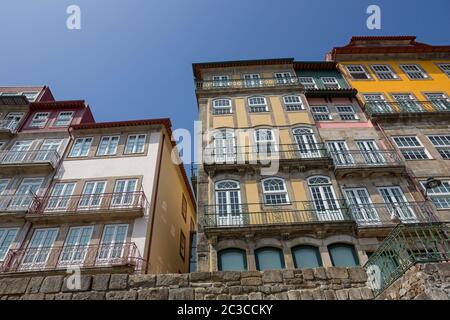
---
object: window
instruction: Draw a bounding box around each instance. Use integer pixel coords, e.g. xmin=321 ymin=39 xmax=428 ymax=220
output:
xmin=262 ymin=178 xmax=289 ymax=205
xmin=60 ymin=226 xmax=93 ymax=265
xmin=212 ymin=130 xmax=236 ymax=163
xmin=428 ymin=135 xmax=450 ymax=159
xmin=0 ymin=228 xmax=19 ymax=261
xmin=392 ymin=94 xmax=423 ymax=112
xmin=0 ymin=141 xmax=6 ymax=150
xmin=255 ymin=247 xmax=285 ymax=271
xmin=336 ymin=106 xmax=358 ymax=120
xmin=212 ymin=99 xmax=232 ymax=115
xmin=218 ymin=249 xmax=247 ymax=271
xmin=181 ymin=194 xmax=187 ymax=221
xmin=328 ymin=243 xmax=359 ymax=267
xmin=299 ymin=77 xmax=317 ymax=89
xmin=421 ymin=181 xmax=450 ymax=209
xmin=308 ymin=176 xmax=342 ymax=221
xmin=79 ymin=181 xmax=106 ymax=208
xmin=125 ymin=134 xmax=146 ymax=154
xmin=20 ymin=91 xmax=39 ymax=102
xmin=97 ymin=136 xmax=119 ymax=156
xmin=54 ymin=111 xmax=74 ymax=126
xmin=370 ymin=64 xmax=398 ymax=80
xmin=215 ymin=180 xmax=242 ymax=226
xmin=248 ymin=97 xmax=268 ymax=112
xmin=293 ymin=127 xmax=320 ymax=158
xmin=112 ymin=179 xmax=138 ymax=207
xmin=212 ymin=75 xmax=230 ymax=87
xmin=283 ymin=95 xmax=303 ymax=111
xmin=292 ymin=245 xmax=322 ymax=269
xmin=46 ymin=183 xmax=75 ymax=210
xmin=9 ymin=178 xmax=43 ymax=210
xmin=4 ymin=112 xmax=24 ymax=131
xmin=179 ymin=230 xmax=186 ymax=261
xmin=30 ymin=112 xmax=50 ymax=128
xmin=363 ymin=94 xmax=392 ymax=113
xmin=393 ymin=136 xmax=430 ymax=160
xmin=400 ymin=64 xmax=429 ymax=80
xmin=344 ymin=65 xmax=371 ymax=80
xmin=321 ymin=77 xmax=340 ymax=89
xmin=274 ymin=72 xmax=293 ymax=85
xmin=22 ymin=228 xmax=59 ymax=269
xmin=254 ymin=129 xmax=277 ymax=154
xmin=69 ymin=137 xmax=93 ymax=157
xmin=326 ymin=141 xmax=354 ymax=165
xmin=311 ymin=106 xmax=331 ymax=121
xmin=378 ymin=186 xmax=417 ymax=222
xmin=344 ymin=187 xmax=379 ymax=225
xmin=243 ymin=74 xmax=262 ymax=88
xmin=356 ymin=140 xmax=385 ymax=165
xmin=424 ymin=93 xmax=450 ymax=111
xmin=36 ymin=139 xmax=62 ymax=162
xmin=437 ymin=63 xmax=450 ymax=77
xmin=98 ymin=224 xmax=128 ymax=262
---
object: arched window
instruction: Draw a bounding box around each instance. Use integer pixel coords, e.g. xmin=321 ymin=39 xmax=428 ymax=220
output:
xmin=308 ymin=176 xmax=343 ymax=221
xmin=328 ymin=243 xmax=360 ymax=267
xmin=214 ymin=180 xmax=242 ymax=226
xmin=262 ymin=178 xmax=289 ymax=205
xmin=283 ymin=95 xmax=303 ymax=111
xmin=213 ymin=130 xmax=236 ymax=163
xmin=292 ymin=127 xmax=320 ymax=158
xmin=292 ymin=245 xmax=322 ymax=269
xmin=218 ymin=248 xmax=247 ymax=271
xmin=254 ymin=129 xmax=277 ymax=154
xmin=212 ymin=99 xmax=232 ymax=115
xmin=248 ymin=96 xmax=268 ymax=113
xmin=255 ymin=247 xmax=285 ymax=271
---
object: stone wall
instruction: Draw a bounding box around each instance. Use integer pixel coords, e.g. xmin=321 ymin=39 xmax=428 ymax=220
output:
xmin=377 ymin=262 xmax=450 ymax=300
xmin=0 ymin=267 xmax=374 ymax=300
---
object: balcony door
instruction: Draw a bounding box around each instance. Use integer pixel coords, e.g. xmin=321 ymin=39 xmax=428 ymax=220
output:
xmin=3 ymin=112 xmax=24 ymax=131
xmin=213 ymin=131 xmax=236 ymax=163
xmin=392 ymin=94 xmax=423 ymax=112
xmin=344 ymin=188 xmax=380 ymax=225
xmin=4 ymin=140 xmax=32 ymax=163
xmin=78 ymin=181 xmax=106 ymax=209
xmin=378 ymin=186 xmax=417 ymax=222
xmin=46 ymin=183 xmax=75 ymax=211
xmin=36 ymin=139 xmax=61 ymax=162
xmin=215 ymin=180 xmax=242 ymax=226
xmin=327 ymin=141 xmax=354 ymax=165
xmin=111 ymin=179 xmax=137 ymax=208
xmin=0 ymin=179 xmax=9 ymax=210
xmin=308 ymin=176 xmax=343 ymax=221
xmin=293 ymin=128 xmax=320 ymax=158
xmin=97 ymin=224 xmax=128 ymax=264
xmin=425 ymin=93 xmax=450 ymax=111
xmin=356 ymin=140 xmax=385 ymax=165
xmin=364 ymin=94 xmax=391 ymax=113
xmin=59 ymin=226 xmax=93 ymax=267
xmin=21 ymin=228 xmax=58 ymax=270
xmin=9 ymin=178 xmax=43 ymax=210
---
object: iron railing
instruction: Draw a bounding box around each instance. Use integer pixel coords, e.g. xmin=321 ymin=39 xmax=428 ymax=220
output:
xmin=195 ymin=76 xmax=301 ymax=90
xmin=203 ymin=143 xmax=330 ymax=165
xmin=364 ymin=222 xmax=449 ymax=296
xmin=0 ymin=150 xmax=60 ymax=167
xmin=203 ymin=200 xmax=352 ymax=228
xmin=0 ymin=242 xmax=144 ymax=273
xmin=0 ymin=119 xmax=18 ymax=133
xmin=329 ymin=150 xmax=404 ymax=169
xmin=29 ymin=191 xmax=149 ymax=215
xmin=0 ymin=194 xmax=36 ymax=212
xmin=348 ymin=202 xmax=437 ymax=227
xmin=365 ymin=100 xmax=450 ymax=116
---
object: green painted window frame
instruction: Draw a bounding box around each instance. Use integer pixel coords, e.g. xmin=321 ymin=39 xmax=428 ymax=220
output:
xmin=218 ymin=248 xmax=247 ymax=271
xmin=255 ymin=247 xmax=285 ymax=271
xmin=291 ymin=245 xmax=323 ymax=269
xmin=328 ymin=243 xmax=360 ymax=267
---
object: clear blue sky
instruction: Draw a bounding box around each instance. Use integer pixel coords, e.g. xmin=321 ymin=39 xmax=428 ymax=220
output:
xmin=1 ymin=0 xmax=449 ymax=135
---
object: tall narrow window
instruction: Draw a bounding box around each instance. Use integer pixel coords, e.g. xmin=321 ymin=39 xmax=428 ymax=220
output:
xmin=428 ymin=135 xmax=450 ymax=159
xmin=370 ymin=64 xmax=398 ymax=80
xmin=46 ymin=182 xmax=75 ymax=210
xmin=392 ymin=136 xmax=430 ymax=160
xmin=54 ymin=111 xmax=74 ymax=126
xmin=255 ymin=247 xmax=285 ymax=271
xmin=336 ymin=106 xmax=358 ymax=120
xmin=98 ymin=224 xmax=128 ymax=262
xmin=69 ymin=137 xmax=93 ymax=157
xmin=30 ymin=112 xmax=50 ymax=128
xmin=59 ymin=226 xmax=93 ymax=266
xmin=79 ymin=181 xmax=106 ymax=209
xmin=214 ymin=180 xmax=242 ymax=227
xmin=179 ymin=230 xmax=186 ymax=261
xmin=378 ymin=186 xmax=417 ymax=222
xmin=9 ymin=178 xmax=43 ymax=210
xmin=308 ymin=176 xmax=342 ymax=221
xmin=400 ymin=64 xmax=429 ymax=80
xmin=181 ymin=194 xmax=187 ymax=221
xmin=262 ymin=178 xmax=289 ymax=205
xmin=0 ymin=228 xmax=18 ymax=261
xmin=112 ymin=179 xmax=138 ymax=207
xmin=22 ymin=228 xmax=59 ymax=270
xmin=125 ymin=134 xmax=146 ymax=154
xmin=299 ymin=77 xmax=318 ymax=89
xmin=212 ymin=130 xmax=236 ymax=163
xmin=36 ymin=139 xmax=62 ymax=162
xmin=321 ymin=77 xmax=340 ymax=89
xmin=311 ymin=106 xmax=331 ymax=121
xmin=254 ymin=129 xmax=277 ymax=155
xmin=243 ymin=74 xmax=262 ymax=88
xmin=248 ymin=97 xmax=268 ymax=112
xmin=356 ymin=140 xmax=385 ymax=164
xmin=327 ymin=141 xmax=354 ymax=165
xmin=97 ymin=136 xmax=119 ymax=156
xmin=344 ymin=65 xmax=371 ymax=80
xmin=283 ymin=95 xmax=303 ymax=111
xmin=328 ymin=243 xmax=359 ymax=267
xmin=218 ymin=249 xmax=247 ymax=271
xmin=212 ymin=99 xmax=232 ymax=115
xmin=344 ymin=188 xmax=379 ymax=225
xmin=293 ymin=127 xmax=319 ymax=158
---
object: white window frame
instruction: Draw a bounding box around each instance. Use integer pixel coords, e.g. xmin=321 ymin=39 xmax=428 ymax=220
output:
xmin=97 ymin=136 xmax=120 ymax=156
xmin=97 ymin=224 xmax=129 ymax=263
xmin=21 ymin=228 xmax=59 ymax=270
xmin=248 ymin=97 xmax=268 ymax=113
xmin=243 ymin=74 xmax=262 ymax=88
xmin=29 ymin=112 xmax=50 ymax=128
xmin=437 ymin=63 xmax=450 ymax=77
xmin=212 ymin=75 xmax=230 ymax=87
xmin=421 ymin=180 xmax=450 ymax=209
xmin=53 ymin=111 xmax=74 ymax=127
xmin=392 ymin=136 xmax=431 ymax=160
xmin=46 ymin=182 xmax=76 ymax=210
xmin=307 ymin=176 xmax=343 ymax=221
xmin=370 ymin=64 xmax=399 ymax=80
xmin=214 ymin=180 xmax=242 ymax=226
xmin=321 ymin=77 xmax=340 ymax=89
xmin=20 ymin=91 xmax=39 ymax=102
xmin=283 ymin=95 xmax=303 ymax=111
xmin=125 ymin=134 xmax=146 ymax=154
xmin=262 ymin=177 xmax=290 ymax=205
xmin=336 ymin=105 xmax=359 ymax=120
xmin=311 ymin=106 xmax=332 ymax=121
xmin=212 ymin=99 xmax=232 ymax=115
xmin=69 ymin=137 xmax=93 ymax=157
xmin=254 ymin=129 xmax=277 ymax=154
xmin=400 ymin=64 xmax=429 ymax=80
xmin=274 ymin=72 xmax=293 ymax=85
xmin=0 ymin=227 xmax=19 ymax=261
xmin=427 ymin=135 xmax=450 ymax=160
xmin=344 ymin=65 xmax=371 ymax=80
xmin=299 ymin=77 xmax=318 ymax=89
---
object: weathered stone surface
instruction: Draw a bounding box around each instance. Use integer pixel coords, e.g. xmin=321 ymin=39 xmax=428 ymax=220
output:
xmin=241 ymin=277 xmax=262 ymax=286
xmin=92 ymin=274 xmax=110 ymax=291
xmin=287 ymin=290 xmax=301 ymax=300
xmin=26 ymin=277 xmax=44 ymax=294
xmin=40 ymin=276 xmax=64 ymax=294
xmin=302 ymin=269 xmax=314 ymax=280
xmin=138 ymin=288 xmax=169 ymax=300
xmin=129 ymin=274 xmax=156 ymax=288
xmin=62 ymin=275 xmax=92 ymax=292
xmin=348 ymin=268 xmax=367 ymax=283
xmin=189 ymin=272 xmax=212 ymax=282
xmin=22 ymin=293 xmax=45 ymax=300
xmin=240 ymin=271 xmax=262 ymax=278
xmin=109 ymin=274 xmax=129 ymax=290
xmin=348 ymin=288 xmax=362 ymax=300
xmin=169 ymin=288 xmax=194 ymax=300
xmin=336 ymin=289 xmax=349 ymax=300
xmin=324 ymin=289 xmax=336 ymax=300
xmin=248 ymin=292 xmax=263 ymax=300
xmin=232 ymin=294 xmax=248 ymax=300
xmin=326 ymin=267 xmax=349 ymax=279
xmin=299 ymin=290 xmax=313 ymax=300
xmin=360 ymin=287 xmax=374 ymax=300
xmin=313 ymin=267 xmax=327 ymax=280
xmin=282 ymin=270 xmax=294 ymax=279
xmin=262 ymin=270 xmax=283 ymax=283
xmin=211 ymin=271 xmax=240 ymax=282
xmin=72 ymin=291 xmax=105 ymax=300
xmin=106 ymin=290 xmax=137 ymax=300
xmin=1 ymin=277 xmax=30 ymax=295
xmin=54 ymin=293 xmax=73 ymax=300
xmin=156 ymin=274 xmax=189 ymax=287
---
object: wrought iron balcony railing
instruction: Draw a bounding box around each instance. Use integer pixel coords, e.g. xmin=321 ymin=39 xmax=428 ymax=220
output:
xmin=203 ymin=143 xmax=330 ymax=165
xmin=364 ymin=222 xmax=449 ymax=296
xmin=29 ymin=191 xmax=149 ymax=216
xmin=0 ymin=150 xmax=60 ymax=167
xmin=0 ymin=194 xmax=36 ymax=212
xmin=0 ymin=242 xmax=144 ymax=273
xmin=329 ymin=150 xmax=404 ymax=169
xmin=195 ymin=76 xmax=301 ymax=91
xmin=348 ymin=202 xmax=437 ymax=227
xmin=365 ymin=100 xmax=450 ymax=117
xmin=0 ymin=119 xmax=19 ymax=133
xmin=203 ymin=200 xmax=352 ymax=228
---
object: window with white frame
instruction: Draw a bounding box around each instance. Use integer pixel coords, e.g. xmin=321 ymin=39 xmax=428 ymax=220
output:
xmin=262 ymin=178 xmax=289 ymax=205
xmin=311 ymin=106 xmax=332 ymax=121
xmin=421 ymin=180 xmax=450 ymax=209
xmin=336 ymin=106 xmax=358 ymax=120
xmin=248 ymin=97 xmax=268 ymax=113
xmin=299 ymin=77 xmax=318 ymax=89
xmin=20 ymin=91 xmax=39 ymax=102
xmin=392 ymin=136 xmax=430 ymax=160
xmin=283 ymin=95 xmax=303 ymax=111
xmin=437 ymin=63 xmax=450 ymax=77
xmin=424 ymin=93 xmax=450 ymax=111
xmin=69 ymin=137 xmax=93 ymax=157
xmin=274 ymin=72 xmax=293 ymax=85
xmin=0 ymin=228 xmax=19 ymax=261
xmin=212 ymin=75 xmax=230 ymax=87
xmin=53 ymin=111 xmax=74 ymax=126
xmin=321 ymin=77 xmax=340 ymax=89
xmin=400 ymin=64 xmax=429 ymax=80
xmin=30 ymin=112 xmax=50 ymax=128
xmin=254 ymin=129 xmax=277 ymax=154
xmin=97 ymin=136 xmax=120 ymax=156
xmin=428 ymin=135 xmax=450 ymax=159
xmin=243 ymin=74 xmax=262 ymax=88
xmin=344 ymin=65 xmax=371 ymax=80
xmin=370 ymin=64 xmax=398 ymax=80
xmin=125 ymin=134 xmax=146 ymax=154
xmin=212 ymin=99 xmax=232 ymax=115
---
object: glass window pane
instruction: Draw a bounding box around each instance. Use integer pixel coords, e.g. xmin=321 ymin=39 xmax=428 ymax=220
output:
xmin=292 ymin=246 xmax=322 ymax=269
xmin=218 ymin=249 xmax=247 ymax=271
xmin=328 ymin=244 xmax=359 ymax=267
xmin=256 ymin=247 xmax=285 ymax=270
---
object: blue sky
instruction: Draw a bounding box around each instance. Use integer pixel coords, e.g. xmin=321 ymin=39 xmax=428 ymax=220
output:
xmin=1 ymin=0 xmax=449 ymax=136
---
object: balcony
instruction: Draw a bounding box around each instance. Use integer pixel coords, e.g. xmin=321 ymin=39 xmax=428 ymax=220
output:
xmin=0 ymin=150 xmax=60 ymax=174
xmin=329 ymin=150 xmax=405 ymax=178
xmin=0 ymin=194 xmax=34 ymax=220
xmin=28 ymin=191 xmax=149 ymax=223
xmin=195 ymin=76 xmax=301 ymax=92
xmin=364 ymin=100 xmax=450 ymax=120
xmin=0 ymin=119 xmax=19 ymax=136
xmin=0 ymin=242 xmax=144 ymax=274
xmin=203 ymin=143 xmax=331 ymax=174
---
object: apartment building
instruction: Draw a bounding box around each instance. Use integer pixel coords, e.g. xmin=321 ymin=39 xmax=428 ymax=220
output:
xmin=329 ymin=36 xmax=450 ymax=222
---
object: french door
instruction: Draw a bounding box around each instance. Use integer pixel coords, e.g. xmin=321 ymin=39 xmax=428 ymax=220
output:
xmin=97 ymin=225 xmax=128 ymax=264
xmin=215 ymin=182 xmax=242 ymax=226
xmin=392 ymin=94 xmax=423 ymax=112
xmin=425 ymin=93 xmax=450 ymax=111
xmin=293 ymin=128 xmax=320 ymax=158
xmin=244 ymin=74 xmax=262 ymax=88
xmin=344 ymin=188 xmax=380 ymax=225
xmin=378 ymin=186 xmax=417 ymax=222
xmin=59 ymin=226 xmax=93 ymax=266
xmin=356 ymin=140 xmax=385 ymax=165
xmin=364 ymin=94 xmax=392 ymax=113
xmin=78 ymin=181 xmax=106 ymax=209
xmin=327 ymin=141 xmax=354 ymax=165
xmin=35 ymin=139 xmax=61 ymax=162
xmin=46 ymin=183 xmax=75 ymax=210
xmin=9 ymin=178 xmax=43 ymax=210
xmin=21 ymin=228 xmax=58 ymax=270
xmin=4 ymin=140 xmax=32 ymax=163
xmin=213 ymin=132 xmax=236 ymax=163
xmin=111 ymin=179 xmax=137 ymax=207
xmin=309 ymin=184 xmax=343 ymax=221
xmin=4 ymin=112 xmax=24 ymax=131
